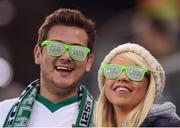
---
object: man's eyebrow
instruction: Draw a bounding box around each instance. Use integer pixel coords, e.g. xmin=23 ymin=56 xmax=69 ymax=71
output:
xmin=52 ymin=39 xmax=65 ymax=43
xmin=52 ymin=39 xmax=86 ymax=47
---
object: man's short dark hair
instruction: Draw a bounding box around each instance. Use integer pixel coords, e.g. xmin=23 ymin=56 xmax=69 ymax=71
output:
xmin=37 ymin=8 xmax=96 ymax=53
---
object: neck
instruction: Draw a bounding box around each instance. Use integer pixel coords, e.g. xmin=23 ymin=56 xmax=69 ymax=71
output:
xmin=39 ymin=82 xmax=78 ymax=104
xmin=113 ymin=105 xmax=132 ymax=125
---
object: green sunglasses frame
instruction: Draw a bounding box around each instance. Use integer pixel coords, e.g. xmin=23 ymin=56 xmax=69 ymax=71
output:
xmin=41 ymin=40 xmax=90 ymax=61
xmin=103 ymin=64 xmax=150 ymax=82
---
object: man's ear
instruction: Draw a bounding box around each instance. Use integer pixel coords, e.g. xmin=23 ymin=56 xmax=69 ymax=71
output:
xmin=34 ymin=45 xmax=41 ymax=65
xmin=86 ymin=54 xmax=94 ymax=72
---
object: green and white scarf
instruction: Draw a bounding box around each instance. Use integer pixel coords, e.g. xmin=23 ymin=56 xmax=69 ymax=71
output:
xmin=3 ymin=79 xmax=95 ymax=127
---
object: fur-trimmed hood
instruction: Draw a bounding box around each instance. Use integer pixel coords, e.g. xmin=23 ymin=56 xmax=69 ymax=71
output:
xmin=148 ymin=102 xmax=179 ymax=119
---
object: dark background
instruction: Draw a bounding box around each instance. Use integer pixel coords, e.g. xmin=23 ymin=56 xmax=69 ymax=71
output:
xmin=0 ymin=0 xmax=180 ymax=115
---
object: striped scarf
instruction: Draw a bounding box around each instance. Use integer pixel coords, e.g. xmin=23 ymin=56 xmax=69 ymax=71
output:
xmin=3 ymin=79 xmax=95 ymax=127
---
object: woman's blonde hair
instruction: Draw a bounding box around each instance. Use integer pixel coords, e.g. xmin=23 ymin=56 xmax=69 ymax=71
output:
xmin=95 ymin=52 xmax=156 ymax=127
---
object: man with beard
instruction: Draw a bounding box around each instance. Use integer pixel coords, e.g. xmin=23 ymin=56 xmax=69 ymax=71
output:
xmin=0 ymin=8 xmax=96 ymax=127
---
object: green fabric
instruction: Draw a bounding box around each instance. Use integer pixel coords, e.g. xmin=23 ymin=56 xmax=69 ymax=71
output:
xmin=75 ymin=86 xmax=95 ymax=127
xmin=36 ymin=94 xmax=78 ymax=112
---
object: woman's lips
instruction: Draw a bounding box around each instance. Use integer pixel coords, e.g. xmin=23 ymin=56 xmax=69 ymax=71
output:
xmin=113 ymin=86 xmax=133 ymax=94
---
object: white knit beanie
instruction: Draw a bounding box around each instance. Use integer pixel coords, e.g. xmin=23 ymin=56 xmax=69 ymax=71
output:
xmin=98 ymin=43 xmax=165 ymax=102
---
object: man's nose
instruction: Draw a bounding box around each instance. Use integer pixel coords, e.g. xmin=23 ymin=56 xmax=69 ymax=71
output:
xmin=59 ymin=50 xmax=72 ymax=62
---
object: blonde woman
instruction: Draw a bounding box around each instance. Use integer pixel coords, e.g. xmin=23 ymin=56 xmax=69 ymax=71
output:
xmin=96 ymin=43 xmax=180 ymax=127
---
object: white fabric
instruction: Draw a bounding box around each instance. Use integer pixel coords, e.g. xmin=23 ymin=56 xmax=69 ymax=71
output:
xmin=0 ymin=98 xmax=79 ymax=127
xmin=0 ymin=98 xmax=17 ymax=126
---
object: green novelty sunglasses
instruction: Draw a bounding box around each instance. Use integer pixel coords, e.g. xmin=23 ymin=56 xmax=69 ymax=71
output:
xmin=103 ymin=64 xmax=150 ymax=82
xmin=41 ymin=40 xmax=90 ymax=61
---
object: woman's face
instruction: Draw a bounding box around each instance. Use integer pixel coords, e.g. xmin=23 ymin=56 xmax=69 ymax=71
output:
xmin=104 ymin=54 xmax=149 ymax=111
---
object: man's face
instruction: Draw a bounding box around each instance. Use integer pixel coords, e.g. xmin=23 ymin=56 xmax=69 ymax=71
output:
xmin=34 ymin=25 xmax=94 ymax=97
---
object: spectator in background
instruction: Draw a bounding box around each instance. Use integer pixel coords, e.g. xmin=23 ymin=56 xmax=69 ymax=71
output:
xmin=0 ymin=8 xmax=96 ymax=127
xmin=95 ymin=43 xmax=180 ymax=127
xmin=131 ymin=0 xmax=180 ymax=57
xmin=131 ymin=14 xmax=177 ymax=57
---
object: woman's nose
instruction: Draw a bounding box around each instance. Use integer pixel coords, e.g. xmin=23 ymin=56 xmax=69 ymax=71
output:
xmin=117 ymin=71 xmax=129 ymax=82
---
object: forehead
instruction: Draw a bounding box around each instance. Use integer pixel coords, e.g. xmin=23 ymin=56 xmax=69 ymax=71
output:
xmin=110 ymin=54 xmax=136 ymax=66
xmin=47 ymin=25 xmax=88 ymax=47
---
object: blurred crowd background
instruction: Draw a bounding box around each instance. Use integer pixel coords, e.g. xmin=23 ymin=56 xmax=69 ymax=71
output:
xmin=0 ymin=0 xmax=180 ymax=114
